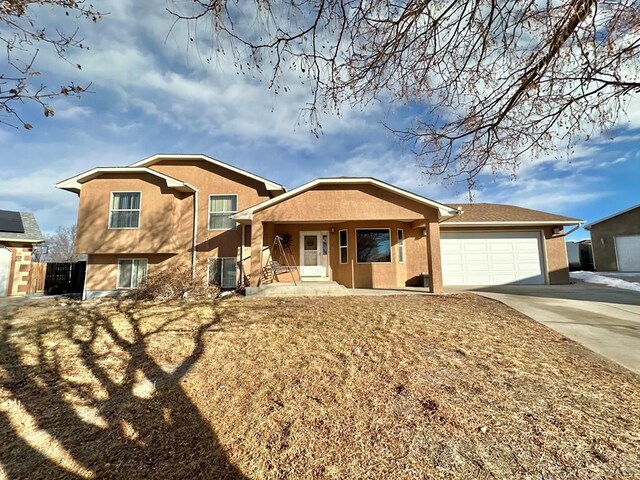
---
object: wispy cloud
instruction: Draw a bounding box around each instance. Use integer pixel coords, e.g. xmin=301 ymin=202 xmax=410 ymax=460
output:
xmin=1 ymin=0 xmax=638 ymax=240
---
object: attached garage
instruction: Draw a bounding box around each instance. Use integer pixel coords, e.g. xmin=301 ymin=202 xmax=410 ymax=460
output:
xmin=614 ymin=235 xmax=640 ymax=271
xmin=441 ymin=231 xmax=545 ymax=285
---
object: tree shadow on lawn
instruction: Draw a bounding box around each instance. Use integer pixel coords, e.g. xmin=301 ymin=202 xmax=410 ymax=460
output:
xmin=0 ymin=300 xmax=247 ymax=479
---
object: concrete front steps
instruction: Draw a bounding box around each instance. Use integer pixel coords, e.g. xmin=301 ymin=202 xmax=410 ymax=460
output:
xmin=245 ymin=281 xmax=350 ymax=297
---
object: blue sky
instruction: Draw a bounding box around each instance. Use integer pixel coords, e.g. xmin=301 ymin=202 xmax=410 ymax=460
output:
xmin=1 ymin=1 xmax=638 ymax=239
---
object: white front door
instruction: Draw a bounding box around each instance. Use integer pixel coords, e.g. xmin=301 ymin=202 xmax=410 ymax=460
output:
xmin=0 ymin=248 xmax=11 ymax=296
xmin=300 ymin=231 xmax=329 ymax=278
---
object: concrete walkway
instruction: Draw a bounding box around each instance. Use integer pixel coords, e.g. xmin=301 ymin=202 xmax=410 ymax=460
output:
xmin=458 ymin=282 xmax=640 ymax=374
xmin=0 ymin=294 xmax=54 ymax=313
xmin=246 ymin=282 xmax=435 ymax=297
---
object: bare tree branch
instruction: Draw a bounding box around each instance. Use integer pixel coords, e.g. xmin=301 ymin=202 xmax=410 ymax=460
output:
xmin=169 ymin=0 xmax=640 ymax=185
xmin=44 ymin=224 xmax=80 ymax=262
xmin=0 ymin=0 xmax=101 ymax=129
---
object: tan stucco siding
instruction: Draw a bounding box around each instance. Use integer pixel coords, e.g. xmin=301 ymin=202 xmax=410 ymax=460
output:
xmin=75 ymin=173 xmax=193 ymax=255
xmin=269 ymin=221 xmax=428 ymax=288
xmin=84 ymin=253 xmax=188 ymax=292
xmin=249 ymin=184 xmax=443 ymax=290
xmin=150 ymin=159 xmax=272 ymax=269
xmin=589 ymin=208 xmax=640 ymax=271
xmin=543 ymin=226 xmax=571 ymax=284
xmin=439 ymin=226 xmax=570 ymax=285
xmin=77 ymin=161 xmax=277 ymax=293
xmin=256 ymin=184 xmax=439 ymax=223
xmin=0 ymin=242 xmax=34 ymax=296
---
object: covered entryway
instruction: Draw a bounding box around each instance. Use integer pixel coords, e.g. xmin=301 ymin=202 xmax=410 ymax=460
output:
xmin=237 ymin=178 xmax=454 ymax=293
xmin=0 ymin=247 xmax=11 ymax=296
xmin=614 ymin=235 xmax=640 ymax=271
xmin=441 ymin=231 xmax=545 ymax=285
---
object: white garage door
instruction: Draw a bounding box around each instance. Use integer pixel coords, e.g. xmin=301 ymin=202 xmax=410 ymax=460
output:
xmin=615 ymin=235 xmax=640 ymax=272
xmin=441 ymin=231 xmax=545 ymax=285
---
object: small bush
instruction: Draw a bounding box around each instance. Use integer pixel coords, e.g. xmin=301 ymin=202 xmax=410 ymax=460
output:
xmin=134 ymin=264 xmax=220 ymax=302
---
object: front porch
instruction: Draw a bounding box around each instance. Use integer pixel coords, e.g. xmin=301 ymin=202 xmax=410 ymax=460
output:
xmin=233 ymin=178 xmax=451 ymax=294
xmin=240 ymin=218 xmax=444 ymax=293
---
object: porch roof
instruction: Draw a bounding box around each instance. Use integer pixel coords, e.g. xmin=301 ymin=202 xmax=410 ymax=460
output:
xmin=233 ymin=177 xmax=458 ymax=222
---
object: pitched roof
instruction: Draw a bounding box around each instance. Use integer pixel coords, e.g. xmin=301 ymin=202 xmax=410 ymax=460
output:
xmin=55 ymin=167 xmax=198 ymax=194
xmin=233 ymin=177 xmax=458 ymax=220
xmin=0 ymin=211 xmax=44 ymax=243
xmin=583 ymin=204 xmax=640 ymax=230
xmin=129 ymin=154 xmax=286 ymax=193
xmin=441 ymin=203 xmax=582 ymax=226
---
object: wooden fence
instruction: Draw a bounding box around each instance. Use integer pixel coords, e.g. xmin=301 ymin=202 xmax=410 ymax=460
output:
xmin=27 ymin=262 xmax=47 ymax=294
xmin=43 ymin=261 xmax=87 ymax=294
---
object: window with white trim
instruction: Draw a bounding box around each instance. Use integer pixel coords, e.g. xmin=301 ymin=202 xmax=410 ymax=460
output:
xmin=208 ymin=258 xmax=237 ymax=289
xmin=356 ymin=229 xmax=391 ymax=263
xmin=398 ymin=229 xmax=405 ymax=263
xmin=339 ymin=230 xmax=348 ymax=264
xmin=110 ymin=192 xmax=140 ymax=229
xmin=208 ymin=195 xmax=237 ymax=230
xmin=117 ymin=259 xmax=147 ymax=289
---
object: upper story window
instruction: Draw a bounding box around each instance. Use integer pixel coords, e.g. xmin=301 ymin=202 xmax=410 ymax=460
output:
xmin=209 ymin=195 xmax=237 ymax=230
xmin=110 ymin=192 xmax=141 ymax=229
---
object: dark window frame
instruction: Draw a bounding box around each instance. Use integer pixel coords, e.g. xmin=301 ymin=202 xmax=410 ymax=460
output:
xmin=355 ymin=228 xmax=392 ymax=264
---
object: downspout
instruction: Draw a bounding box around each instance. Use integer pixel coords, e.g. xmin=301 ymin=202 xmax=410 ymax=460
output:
xmin=192 ymin=190 xmax=198 ymax=281
xmin=240 ymin=223 xmax=245 ymax=289
xmin=556 ymin=223 xmax=582 ymax=237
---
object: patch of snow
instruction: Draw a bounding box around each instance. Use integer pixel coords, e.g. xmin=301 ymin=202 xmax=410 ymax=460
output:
xmin=570 ymin=271 xmax=640 ymax=293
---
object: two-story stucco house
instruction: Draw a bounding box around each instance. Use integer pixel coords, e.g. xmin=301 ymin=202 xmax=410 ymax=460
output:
xmin=56 ymin=154 xmax=582 ymax=299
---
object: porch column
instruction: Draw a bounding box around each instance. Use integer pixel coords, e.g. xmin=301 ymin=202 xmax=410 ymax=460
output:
xmin=426 ymin=219 xmax=443 ymax=294
xmin=249 ymin=217 xmax=264 ymax=287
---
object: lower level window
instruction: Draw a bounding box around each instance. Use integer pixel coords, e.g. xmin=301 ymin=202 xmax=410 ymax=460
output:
xmin=117 ymin=259 xmax=147 ymax=288
xmin=209 ymin=257 xmax=237 ymax=289
xmin=356 ymin=229 xmax=391 ymax=263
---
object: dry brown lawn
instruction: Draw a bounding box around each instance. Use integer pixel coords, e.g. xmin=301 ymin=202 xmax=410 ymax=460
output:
xmin=0 ymin=294 xmax=638 ymax=479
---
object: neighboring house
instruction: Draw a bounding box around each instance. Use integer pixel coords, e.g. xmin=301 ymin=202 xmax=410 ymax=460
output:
xmin=0 ymin=210 xmax=45 ymax=297
xmin=584 ymin=205 xmax=640 ymax=272
xmin=56 ymin=154 xmax=581 ymax=298
xmin=566 ymin=240 xmax=594 ymax=271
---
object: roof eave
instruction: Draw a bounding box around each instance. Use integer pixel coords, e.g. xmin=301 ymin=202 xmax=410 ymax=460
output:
xmin=131 ymin=154 xmax=286 ymax=193
xmin=583 ymin=204 xmax=640 ymax=230
xmin=0 ymin=237 xmax=45 ymax=243
xmin=55 ymin=183 xmax=81 ymax=194
xmin=54 ymin=168 xmax=198 ymax=193
xmin=441 ymin=220 xmax=583 ymax=227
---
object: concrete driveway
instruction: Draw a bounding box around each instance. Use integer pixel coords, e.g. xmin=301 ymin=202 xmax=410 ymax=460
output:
xmin=456 ymin=282 xmax=640 ymax=374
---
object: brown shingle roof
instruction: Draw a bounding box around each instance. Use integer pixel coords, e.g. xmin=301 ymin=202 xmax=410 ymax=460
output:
xmin=443 ymin=203 xmax=582 ymax=224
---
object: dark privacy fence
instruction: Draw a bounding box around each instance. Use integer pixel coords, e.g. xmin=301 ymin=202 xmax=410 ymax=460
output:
xmin=44 ymin=261 xmax=86 ymax=294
